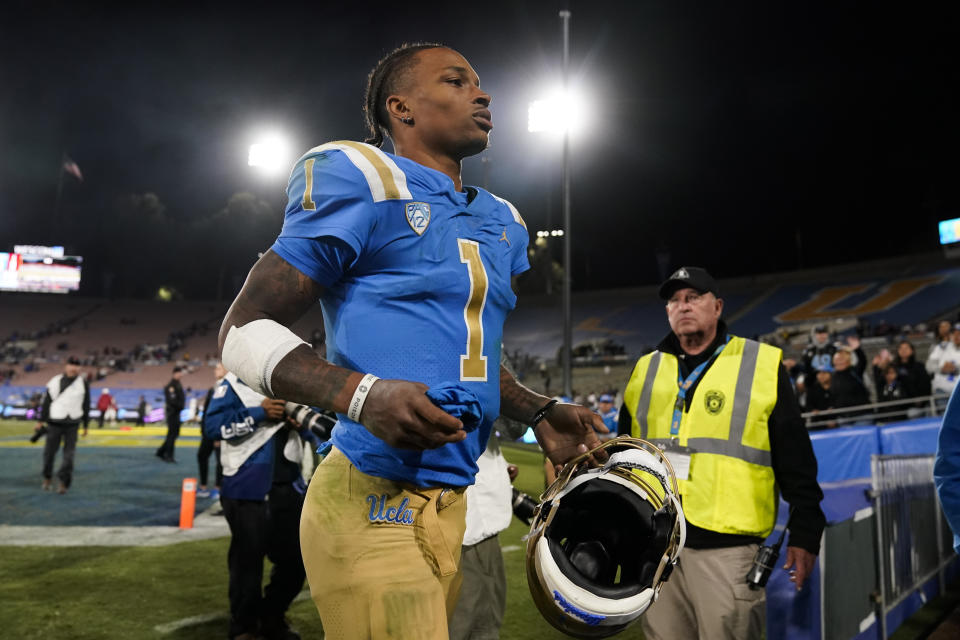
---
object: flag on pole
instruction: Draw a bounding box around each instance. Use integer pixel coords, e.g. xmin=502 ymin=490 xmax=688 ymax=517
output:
xmin=62 ymin=155 xmax=83 ymax=182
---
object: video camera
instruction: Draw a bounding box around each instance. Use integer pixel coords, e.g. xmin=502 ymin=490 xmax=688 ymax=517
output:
xmin=511 ymin=487 xmax=538 ymax=525
xmin=284 ymin=402 xmax=337 ymax=441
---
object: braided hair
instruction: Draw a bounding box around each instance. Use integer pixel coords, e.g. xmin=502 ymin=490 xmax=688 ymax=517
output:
xmin=363 ymin=42 xmax=444 ymax=147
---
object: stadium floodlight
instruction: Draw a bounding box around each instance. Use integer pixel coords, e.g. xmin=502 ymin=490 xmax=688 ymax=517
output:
xmin=527 ymin=91 xmax=588 ymax=134
xmin=248 ymin=135 xmax=290 ymax=175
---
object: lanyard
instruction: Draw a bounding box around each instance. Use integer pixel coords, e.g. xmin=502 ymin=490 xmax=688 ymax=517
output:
xmin=670 ymin=336 xmax=730 ymax=437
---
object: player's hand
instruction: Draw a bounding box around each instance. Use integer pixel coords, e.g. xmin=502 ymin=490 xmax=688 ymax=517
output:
xmin=783 ymin=546 xmax=816 ymax=591
xmin=507 ymin=464 xmax=519 ymax=482
xmin=360 ymin=379 xmax=465 ymax=450
xmin=261 ymin=398 xmax=286 ymax=421
xmin=535 ymin=403 xmax=608 ymax=470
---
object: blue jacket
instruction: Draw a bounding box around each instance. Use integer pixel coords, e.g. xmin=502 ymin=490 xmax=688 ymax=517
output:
xmin=203 ymin=373 xmax=306 ymax=500
xmin=934 ymin=384 xmax=960 ymax=552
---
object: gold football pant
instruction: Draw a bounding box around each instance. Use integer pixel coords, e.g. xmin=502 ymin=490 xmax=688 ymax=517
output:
xmin=300 ymin=447 xmax=467 ymax=639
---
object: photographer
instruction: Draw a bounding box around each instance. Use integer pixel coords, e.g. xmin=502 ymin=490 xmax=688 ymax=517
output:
xmin=203 ymin=372 xmax=312 ymax=640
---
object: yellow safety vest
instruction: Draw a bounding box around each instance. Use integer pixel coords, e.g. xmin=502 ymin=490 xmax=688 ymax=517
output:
xmin=623 ymin=336 xmax=781 ymax=537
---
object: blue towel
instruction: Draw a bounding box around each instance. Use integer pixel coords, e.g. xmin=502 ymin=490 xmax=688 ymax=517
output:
xmin=425 ymin=382 xmax=484 ymax=433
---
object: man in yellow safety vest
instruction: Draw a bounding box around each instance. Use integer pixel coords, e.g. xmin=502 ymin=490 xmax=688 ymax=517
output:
xmin=620 ymin=267 xmax=825 ymax=640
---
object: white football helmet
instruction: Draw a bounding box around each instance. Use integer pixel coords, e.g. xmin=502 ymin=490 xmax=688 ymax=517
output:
xmin=525 ymin=437 xmax=686 ymax=638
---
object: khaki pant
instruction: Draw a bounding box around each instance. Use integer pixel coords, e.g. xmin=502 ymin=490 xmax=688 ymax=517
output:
xmin=300 ymin=447 xmax=467 ymax=640
xmin=448 ymin=534 xmax=507 ymax=640
xmin=641 ymin=544 xmax=765 ymax=640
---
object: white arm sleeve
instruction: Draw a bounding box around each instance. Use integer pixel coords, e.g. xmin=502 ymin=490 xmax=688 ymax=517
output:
xmin=221 ymin=319 xmax=309 ymax=397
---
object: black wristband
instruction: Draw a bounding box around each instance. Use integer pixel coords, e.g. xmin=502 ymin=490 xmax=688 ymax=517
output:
xmin=531 ymin=399 xmax=558 ymax=427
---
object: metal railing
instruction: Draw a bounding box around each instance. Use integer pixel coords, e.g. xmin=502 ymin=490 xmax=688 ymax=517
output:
xmin=869 ymin=454 xmax=955 ymax=639
xmin=802 ymin=394 xmax=950 ymax=429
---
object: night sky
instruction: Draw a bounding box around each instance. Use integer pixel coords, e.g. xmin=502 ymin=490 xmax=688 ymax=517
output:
xmin=2 ymin=1 xmax=959 ymax=299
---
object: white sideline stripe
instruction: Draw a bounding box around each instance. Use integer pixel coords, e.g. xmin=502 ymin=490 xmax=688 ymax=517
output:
xmin=153 ymin=612 xmax=226 ymax=634
xmin=0 ymin=506 xmax=229 ymax=547
xmin=154 ymin=590 xmax=311 ymax=634
xmin=501 ymin=544 xmax=522 ymax=553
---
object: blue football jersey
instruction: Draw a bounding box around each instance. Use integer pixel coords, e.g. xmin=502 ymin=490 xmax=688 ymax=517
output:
xmin=270 ymin=141 xmax=530 ymax=487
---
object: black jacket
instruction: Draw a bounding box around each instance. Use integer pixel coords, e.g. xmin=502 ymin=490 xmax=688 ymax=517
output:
xmin=824 ymin=369 xmax=870 ymax=410
xmin=164 ymin=378 xmax=185 ymax=411
xmin=894 ymin=356 xmax=932 ymax=399
xmin=618 ymin=321 xmax=826 ymax=553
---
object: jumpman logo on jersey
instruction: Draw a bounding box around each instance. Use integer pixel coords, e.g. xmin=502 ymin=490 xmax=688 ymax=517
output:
xmin=499 ymin=227 xmax=510 ymax=246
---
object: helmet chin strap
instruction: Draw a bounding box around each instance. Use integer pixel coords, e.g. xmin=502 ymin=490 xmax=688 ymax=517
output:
xmin=650 ymin=492 xmax=687 ymax=599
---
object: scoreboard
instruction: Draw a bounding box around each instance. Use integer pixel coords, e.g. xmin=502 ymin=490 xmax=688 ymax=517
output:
xmin=0 ymin=245 xmax=82 ymax=294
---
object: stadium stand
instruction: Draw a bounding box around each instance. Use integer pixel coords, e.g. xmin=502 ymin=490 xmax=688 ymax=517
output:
xmin=3 ymin=254 xmax=960 ymax=640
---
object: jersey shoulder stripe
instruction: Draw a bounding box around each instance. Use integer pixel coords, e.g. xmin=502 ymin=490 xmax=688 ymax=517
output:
xmin=302 ymin=140 xmax=412 ymax=202
xmin=491 ymin=194 xmax=526 ymax=228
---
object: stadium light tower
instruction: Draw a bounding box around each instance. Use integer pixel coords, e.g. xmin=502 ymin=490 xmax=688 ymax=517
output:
xmin=528 ymin=9 xmax=576 ymax=399
xmin=247 ymin=135 xmax=291 ymax=176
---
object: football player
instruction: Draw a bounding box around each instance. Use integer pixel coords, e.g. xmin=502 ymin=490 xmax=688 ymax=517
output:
xmin=218 ymin=43 xmax=607 ymax=639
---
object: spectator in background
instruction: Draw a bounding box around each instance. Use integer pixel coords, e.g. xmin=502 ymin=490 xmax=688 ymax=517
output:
xmin=155 ymin=366 xmax=185 ymax=463
xmin=596 ymin=394 xmax=618 ymax=439
xmin=894 ymin=340 xmax=933 ymax=400
xmin=928 ymin=326 xmax=960 ymax=396
xmin=96 ymin=388 xmax=113 ymax=428
xmin=783 ymin=357 xmax=802 ymax=384
xmin=801 ymin=325 xmax=836 ymax=387
xmin=806 ymin=364 xmax=837 ymax=427
xmin=872 ymin=348 xmax=895 ymax=399
xmin=877 ymin=364 xmax=909 ymax=423
xmin=927 ymin=321 xmax=953 ymax=376
xmin=829 ymin=347 xmax=870 ymax=423
xmin=39 ymin=356 xmax=89 ymax=494
xmin=935 ymin=320 xmax=953 ymax=346
xmin=136 ymin=395 xmax=147 ymax=426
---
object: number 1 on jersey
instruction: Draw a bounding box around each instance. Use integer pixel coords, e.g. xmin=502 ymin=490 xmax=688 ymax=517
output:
xmin=458 ymin=239 xmax=488 ymax=381
xmin=302 ymin=158 xmax=317 ymax=211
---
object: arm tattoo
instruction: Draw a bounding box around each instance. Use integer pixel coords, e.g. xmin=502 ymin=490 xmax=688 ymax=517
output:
xmin=271 ymin=345 xmax=362 ymax=413
xmin=218 ymin=249 xmax=363 ymax=413
xmin=500 ymin=364 xmax=550 ymax=424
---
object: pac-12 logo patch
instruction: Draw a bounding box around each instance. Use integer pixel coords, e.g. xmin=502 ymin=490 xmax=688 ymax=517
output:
xmin=704 ymin=390 xmax=725 ymax=415
xmin=405 ymin=202 xmax=431 ymax=236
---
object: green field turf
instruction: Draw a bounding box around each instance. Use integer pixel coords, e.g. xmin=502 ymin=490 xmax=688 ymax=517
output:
xmin=3 ymin=415 xmax=955 ymax=639
xmin=0 ymin=420 xmax=645 ymax=639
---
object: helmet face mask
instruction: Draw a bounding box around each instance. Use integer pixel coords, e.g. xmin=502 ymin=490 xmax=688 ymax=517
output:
xmin=525 ymin=437 xmax=686 ymax=638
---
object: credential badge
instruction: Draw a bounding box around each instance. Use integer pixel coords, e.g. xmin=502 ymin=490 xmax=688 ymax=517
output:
xmin=405 ymin=202 xmax=431 ymax=236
